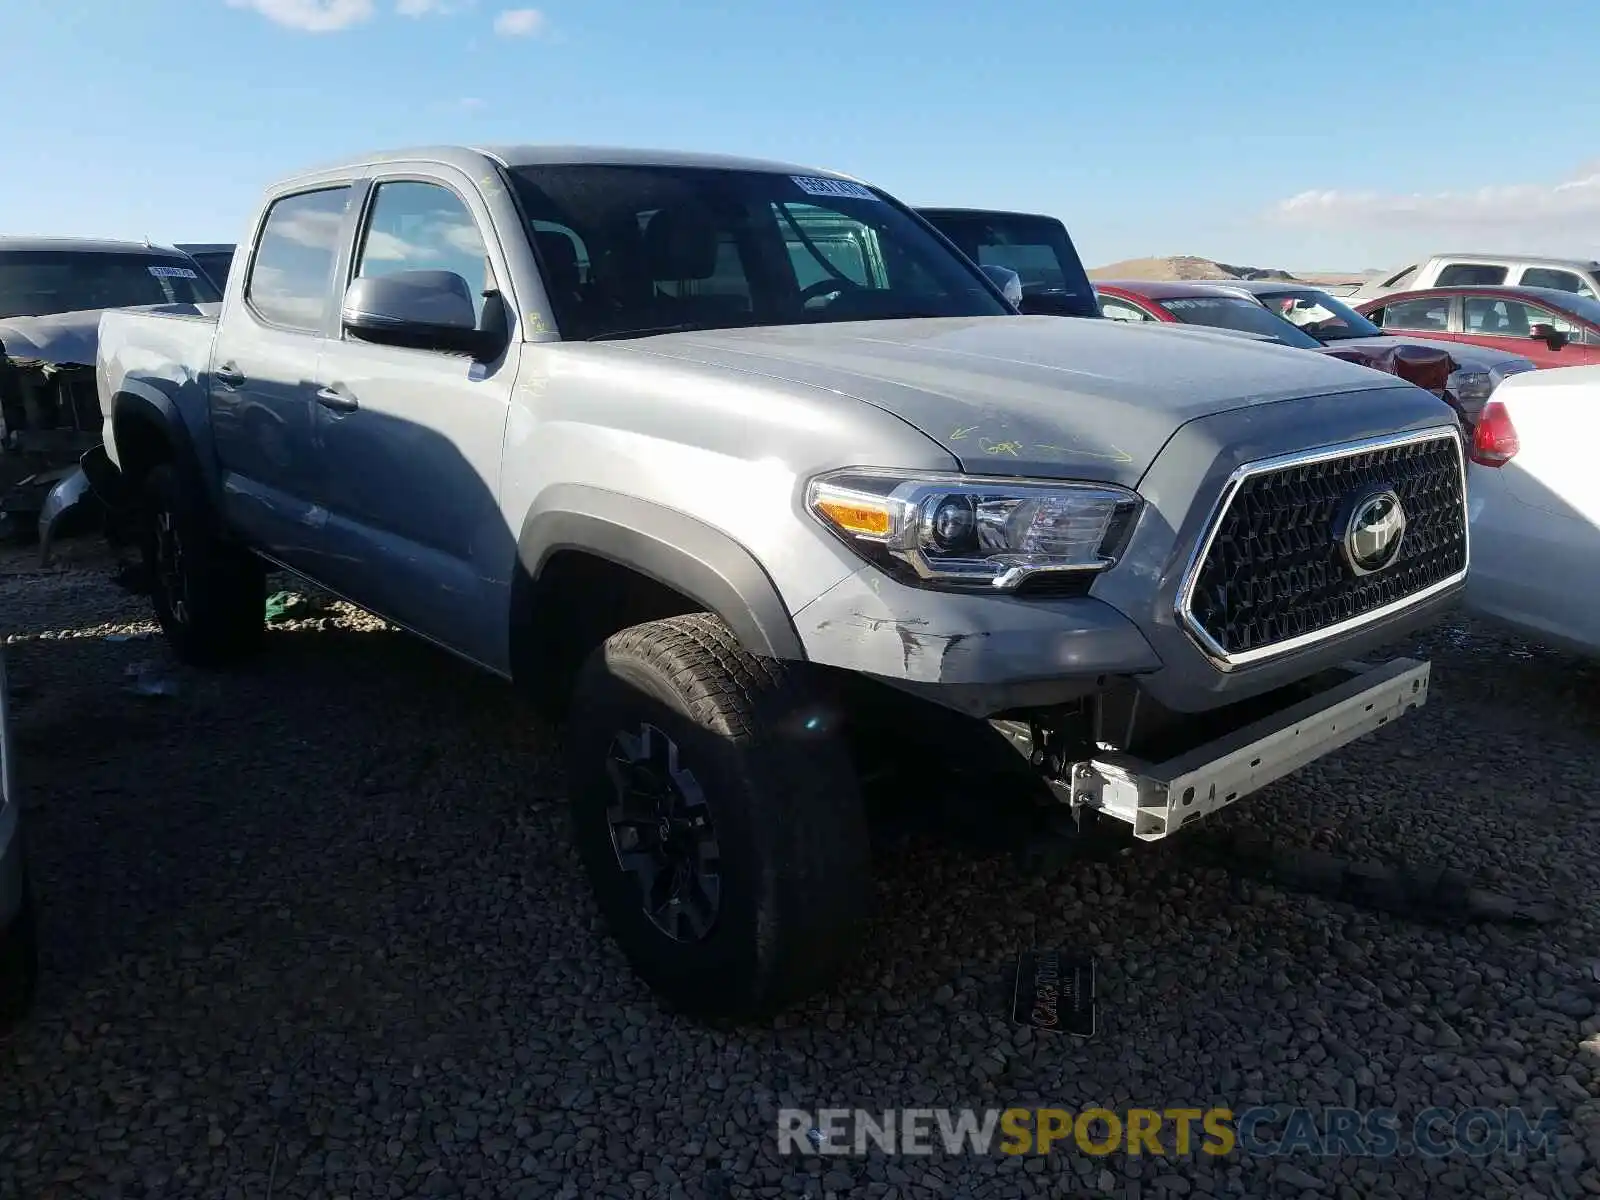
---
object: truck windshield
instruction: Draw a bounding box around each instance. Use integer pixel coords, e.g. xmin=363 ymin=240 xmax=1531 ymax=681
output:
xmin=0 ymin=250 xmax=223 ymax=319
xmin=1157 ymin=296 xmax=1323 ymax=348
xmin=917 ymin=211 xmax=1099 ymax=319
xmin=1253 ymin=288 xmax=1384 ymax=343
xmin=505 ymin=164 xmax=1011 ymax=339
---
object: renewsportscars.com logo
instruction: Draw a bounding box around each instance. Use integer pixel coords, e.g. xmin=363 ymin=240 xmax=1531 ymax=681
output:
xmin=776 ymin=1107 xmax=1564 ymax=1159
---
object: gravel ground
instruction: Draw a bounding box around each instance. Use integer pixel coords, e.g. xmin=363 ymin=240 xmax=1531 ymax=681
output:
xmin=2 ymin=539 xmax=1600 ymax=1199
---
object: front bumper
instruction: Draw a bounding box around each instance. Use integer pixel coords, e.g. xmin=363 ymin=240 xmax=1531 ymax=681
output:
xmin=1063 ymin=657 xmax=1429 ymax=840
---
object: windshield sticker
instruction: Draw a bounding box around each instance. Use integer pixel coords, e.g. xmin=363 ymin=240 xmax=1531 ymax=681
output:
xmin=791 ymin=176 xmax=880 ymax=202
xmin=148 ymin=265 xmax=199 ymax=279
xmin=1162 ymin=298 xmax=1234 ymax=310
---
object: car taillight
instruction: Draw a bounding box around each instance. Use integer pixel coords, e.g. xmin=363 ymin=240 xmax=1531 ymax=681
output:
xmin=1469 ymin=399 xmax=1519 ymax=467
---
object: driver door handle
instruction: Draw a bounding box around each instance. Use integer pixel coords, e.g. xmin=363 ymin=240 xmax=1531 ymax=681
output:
xmin=315 ymin=386 xmax=359 ymax=414
xmin=214 ymin=363 xmax=245 ymax=388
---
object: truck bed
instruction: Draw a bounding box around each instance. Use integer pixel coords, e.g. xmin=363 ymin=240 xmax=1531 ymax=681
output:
xmin=96 ymin=304 xmax=221 ymax=473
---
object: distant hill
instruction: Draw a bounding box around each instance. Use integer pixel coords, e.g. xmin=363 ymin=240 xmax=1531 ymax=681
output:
xmin=1088 ymin=255 xmax=1368 ymax=287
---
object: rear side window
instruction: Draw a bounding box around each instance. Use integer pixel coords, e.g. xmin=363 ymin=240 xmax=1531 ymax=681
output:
xmin=1382 ymin=264 xmax=1418 ymax=288
xmin=1435 ymin=263 xmax=1507 ymax=286
xmin=1381 ymin=296 xmax=1451 ymax=332
xmin=1519 ymin=267 xmax=1594 ymax=297
xmin=1100 ymin=297 xmax=1153 ymax=322
xmin=247 ymin=186 xmax=353 ymax=332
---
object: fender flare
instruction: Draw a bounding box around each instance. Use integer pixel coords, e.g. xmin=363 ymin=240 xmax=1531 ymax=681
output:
xmin=107 ymin=387 xmax=208 ymax=508
xmin=514 ymin=484 xmax=805 ymax=661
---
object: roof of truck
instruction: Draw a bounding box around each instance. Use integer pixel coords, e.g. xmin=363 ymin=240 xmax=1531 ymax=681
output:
xmin=278 ymin=144 xmax=870 ymax=187
xmin=0 ymin=236 xmax=190 ymax=256
xmin=1430 ymin=252 xmax=1600 ymax=270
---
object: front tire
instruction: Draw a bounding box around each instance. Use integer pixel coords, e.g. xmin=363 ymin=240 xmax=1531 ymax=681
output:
xmin=138 ymin=463 xmax=266 ymax=667
xmin=565 ymin=613 xmax=872 ymax=1021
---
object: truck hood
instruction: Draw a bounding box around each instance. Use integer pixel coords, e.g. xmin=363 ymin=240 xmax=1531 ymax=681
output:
xmin=0 ymin=302 xmax=222 ymax=368
xmin=620 ymin=315 xmax=1403 ymax=484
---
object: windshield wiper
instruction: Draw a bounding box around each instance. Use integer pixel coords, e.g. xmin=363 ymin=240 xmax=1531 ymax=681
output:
xmin=586 ymin=323 xmax=722 ymax=341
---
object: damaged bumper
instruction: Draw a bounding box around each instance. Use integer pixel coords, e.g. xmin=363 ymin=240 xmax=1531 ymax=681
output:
xmin=1005 ymin=658 xmax=1431 ymax=841
xmin=38 ymin=463 xmax=93 ymax=564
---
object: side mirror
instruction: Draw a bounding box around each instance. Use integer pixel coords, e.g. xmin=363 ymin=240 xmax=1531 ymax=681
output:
xmin=341 ymin=270 xmax=503 ymax=359
xmin=979 ymin=264 xmax=1023 ymax=308
xmin=1530 ymin=323 xmax=1569 ymax=351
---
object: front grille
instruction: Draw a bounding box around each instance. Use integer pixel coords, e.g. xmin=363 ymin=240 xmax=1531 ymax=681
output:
xmin=1179 ymin=430 xmax=1466 ymax=662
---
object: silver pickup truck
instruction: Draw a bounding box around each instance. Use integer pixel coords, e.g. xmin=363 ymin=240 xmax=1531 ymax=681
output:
xmin=92 ymin=145 xmax=1467 ymax=1020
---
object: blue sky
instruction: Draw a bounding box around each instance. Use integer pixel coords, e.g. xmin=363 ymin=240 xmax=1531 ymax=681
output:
xmin=5 ymin=0 xmax=1597 ymax=272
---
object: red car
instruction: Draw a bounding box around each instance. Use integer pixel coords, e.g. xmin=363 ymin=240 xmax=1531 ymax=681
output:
xmin=1095 ymin=279 xmax=1467 ymax=416
xmin=1353 ymin=285 xmax=1600 ymax=369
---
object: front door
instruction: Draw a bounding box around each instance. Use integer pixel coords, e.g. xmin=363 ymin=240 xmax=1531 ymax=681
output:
xmin=1458 ymin=294 xmax=1596 ymax=367
xmin=305 ymin=172 xmax=521 ymax=670
xmin=210 ymin=184 xmax=356 ymax=567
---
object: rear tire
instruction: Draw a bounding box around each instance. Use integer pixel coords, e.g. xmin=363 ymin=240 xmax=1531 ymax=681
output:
xmin=139 ymin=462 xmax=266 ymax=667
xmin=565 ymin=613 xmax=871 ymax=1021
xmin=0 ymin=872 xmax=39 ymax=1035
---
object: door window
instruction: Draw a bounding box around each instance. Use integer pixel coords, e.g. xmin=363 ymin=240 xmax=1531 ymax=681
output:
xmin=1380 ymin=296 xmax=1451 ymax=332
xmin=1463 ymin=296 xmax=1581 ymax=338
xmin=1435 ymin=263 xmax=1508 ymax=286
xmin=246 ymin=186 xmax=353 ymax=332
xmin=355 ymin=180 xmax=491 ymax=325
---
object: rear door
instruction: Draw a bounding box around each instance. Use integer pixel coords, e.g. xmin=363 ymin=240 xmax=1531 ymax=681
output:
xmin=210 ymin=183 xmax=358 ymax=567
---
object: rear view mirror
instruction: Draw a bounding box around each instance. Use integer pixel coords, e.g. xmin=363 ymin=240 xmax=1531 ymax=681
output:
xmin=342 ymin=270 xmax=503 ymax=359
xmin=1529 ymin=323 xmax=1569 ymax=351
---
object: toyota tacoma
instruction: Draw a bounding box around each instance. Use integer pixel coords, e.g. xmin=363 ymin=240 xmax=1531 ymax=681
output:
xmin=90 ymin=145 xmax=1467 ymax=1020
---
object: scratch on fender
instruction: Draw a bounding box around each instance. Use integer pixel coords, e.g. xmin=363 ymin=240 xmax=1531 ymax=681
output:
xmin=979 ymin=438 xmax=1023 ymax=456
xmin=1034 ymin=442 xmax=1135 ymax=464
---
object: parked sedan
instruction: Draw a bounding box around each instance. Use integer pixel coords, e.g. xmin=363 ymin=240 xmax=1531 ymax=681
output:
xmin=1096 ymin=280 xmax=1476 ymax=422
xmin=1463 ymin=365 xmax=1600 ymax=659
xmin=1355 ymin=286 xmax=1600 ymax=369
xmin=1205 ymin=280 xmax=1535 ymax=423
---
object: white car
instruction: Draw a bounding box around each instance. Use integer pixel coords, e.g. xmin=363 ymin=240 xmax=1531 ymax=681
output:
xmin=1465 ymin=365 xmax=1600 ymax=657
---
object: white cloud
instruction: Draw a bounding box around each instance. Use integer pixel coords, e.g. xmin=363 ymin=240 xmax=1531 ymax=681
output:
xmin=1271 ymin=164 xmax=1600 ymax=247
xmin=493 ymin=7 xmax=545 ymax=36
xmin=225 ymin=0 xmax=376 ymax=32
xmin=397 ymin=0 xmax=473 ymax=15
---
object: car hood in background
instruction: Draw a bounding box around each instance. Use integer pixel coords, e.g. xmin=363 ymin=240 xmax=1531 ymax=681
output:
xmin=1317 ymin=340 xmax=1454 ymax=395
xmin=0 ymin=302 xmax=222 ymax=368
xmin=618 ymin=315 xmax=1405 ymax=486
xmin=1334 ymin=333 xmax=1530 ymax=374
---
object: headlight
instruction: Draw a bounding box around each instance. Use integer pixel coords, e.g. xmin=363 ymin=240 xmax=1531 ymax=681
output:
xmin=805 ymin=468 xmax=1142 ymax=591
xmin=1449 ymin=369 xmax=1493 ymax=405
xmin=1492 ymin=359 xmax=1537 ymax=384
